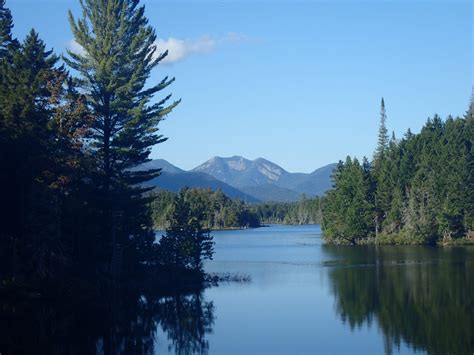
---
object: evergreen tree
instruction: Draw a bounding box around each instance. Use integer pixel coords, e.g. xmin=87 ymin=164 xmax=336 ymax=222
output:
xmin=65 ymin=0 xmax=180 ymax=273
xmin=463 ymin=99 xmax=474 ymax=234
xmin=0 ymin=30 xmax=68 ymax=283
xmin=151 ymin=188 xmax=260 ymax=230
xmin=323 ymin=99 xmax=474 ymax=245
xmin=158 ymin=191 xmax=214 ymax=274
xmin=374 ymin=98 xmax=391 ymax=235
xmin=375 ymin=97 xmax=389 ymax=162
xmin=322 ymin=157 xmax=375 ymax=244
xmin=0 ymin=0 xmax=18 ymax=58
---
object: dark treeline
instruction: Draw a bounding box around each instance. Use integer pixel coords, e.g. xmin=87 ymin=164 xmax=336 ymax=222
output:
xmin=151 ymin=188 xmax=261 ymax=230
xmin=0 ymin=287 xmax=214 ymax=354
xmin=323 ymin=98 xmax=474 ymax=245
xmin=250 ymin=195 xmax=323 ymax=225
xmin=0 ymin=0 xmax=213 ymax=297
xmin=151 ymin=189 xmax=324 ymax=229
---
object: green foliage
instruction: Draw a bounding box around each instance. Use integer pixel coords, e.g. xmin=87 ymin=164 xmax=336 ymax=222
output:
xmin=0 ymin=26 xmax=91 ymax=284
xmin=322 ymin=99 xmax=474 ymax=245
xmin=322 ymin=157 xmax=375 ymax=244
xmin=0 ymin=0 xmax=210 ymax=293
xmin=251 ymin=195 xmax=323 ymax=225
xmin=158 ymin=191 xmax=215 ymax=274
xmin=0 ymin=0 xmax=18 ymax=58
xmin=63 ymin=0 xmax=180 ymax=273
xmin=151 ymin=189 xmax=323 ymax=230
xmin=151 ymin=188 xmax=261 ymax=230
xmin=374 ymin=97 xmax=389 ymax=162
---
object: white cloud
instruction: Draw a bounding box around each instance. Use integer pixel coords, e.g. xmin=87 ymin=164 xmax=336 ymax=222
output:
xmin=67 ymin=39 xmax=86 ymax=56
xmin=67 ymin=33 xmax=248 ymax=64
xmin=154 ymin=33 xmax=247 ymax=65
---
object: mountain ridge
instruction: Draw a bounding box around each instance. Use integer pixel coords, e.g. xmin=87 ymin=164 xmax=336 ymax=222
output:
xmin=140 ymin=156 xmax=336 ymax=202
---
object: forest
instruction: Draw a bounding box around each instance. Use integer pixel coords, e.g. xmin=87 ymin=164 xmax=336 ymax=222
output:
xmin=0 ymin=0 xmax=213 ymax=296
xmin=322 ymin=99 xmax=474 ymax=245
xmin=1 ymin=0 xmax=472 ymax=300
xmin=151 ymin=188 xmax=260 ymax=230
xmin=250 ymin=195 xmax=323 ymax=225
xmin=150 ymin=188 xmax=323 ymax=229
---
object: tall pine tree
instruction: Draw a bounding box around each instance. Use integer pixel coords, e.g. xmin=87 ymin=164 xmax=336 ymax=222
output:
xmin=0 ymin=29 xmax=73 ymax=284
xmin=65 ymin=0 xmax=180 ymax=274
xmin=375 ymin=97 xmax=389 ymax=162
xmin=374 ymin=97 xmax=391 ymax=236
xmin=0 ymin=0 xmax=18 ymax=58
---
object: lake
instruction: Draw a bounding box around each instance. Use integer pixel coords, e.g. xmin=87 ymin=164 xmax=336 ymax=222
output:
xmin=156 ymin=224 xmax=474 ymax=355
xmin=1 ymin=225 xmax=473 ymax=354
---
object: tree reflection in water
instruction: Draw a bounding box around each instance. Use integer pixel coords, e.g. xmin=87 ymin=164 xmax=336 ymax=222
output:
xmin=0 ymin=287 xmax=214 ymax=355
xmin=323 ymin=245 xmax=474 ymax=355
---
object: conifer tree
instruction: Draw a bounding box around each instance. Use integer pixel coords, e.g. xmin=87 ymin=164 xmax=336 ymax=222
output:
xmin=463 ymin=93 xmax=474 ymax=234
xmin=0 ymin=30 xmax=71 ymax=283
xmin=374 ymin=98 xmax=391 ymax=235
xmin=322 ymin=157 xmax=375 ymax=244
xmin=159 ymin=191 xmax=214 ymax=274
xmin=375 ymin=97 xmax=389 ymax=162
xmin=323 ymin=96 xmax=474 ymax=245
xmin=0 ymin=0 xmax=18 ymax=58
xmin=65 ymin=0 xmax=180 ymax=272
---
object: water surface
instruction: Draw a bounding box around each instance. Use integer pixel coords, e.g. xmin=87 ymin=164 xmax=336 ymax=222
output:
xmin=155 ymin=224 xmax=474 ymax=355
xmin=2 ymin=225 xmax=473 ymax=354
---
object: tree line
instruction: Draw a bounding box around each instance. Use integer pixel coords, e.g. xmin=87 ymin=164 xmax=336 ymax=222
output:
xmin=0 ymin=0 xmax=213 ymax=295
xmin=250 ymin=195 xmax=323 ymax=225
xmin=151 ymin=188 xmax=261 ymax=230
xmin=322 ymin=98 xmax=474 ymax=245
xmin=150 ymin=189 xmax=324 ymax=229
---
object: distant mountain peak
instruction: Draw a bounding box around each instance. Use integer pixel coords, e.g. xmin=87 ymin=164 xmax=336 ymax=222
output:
xmin=140 ymin=157 xmax=336 ymax=202
xmin=193 ymin=155 xmax=289 ymax=188
xmin=133 ymin=158 xmax=184 ymax=174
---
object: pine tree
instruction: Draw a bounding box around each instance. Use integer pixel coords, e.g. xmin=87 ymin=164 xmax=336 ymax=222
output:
xmin=375 ymin=97 xmax=389 ymax=162
xmin=463 ymin=93 xmax=474 ymax=234
xmin=158 ymin=191 xmax=214 ymax=273
xmin=65 ymin=0 xmax=180 ymax=272
xmin=374 ymin=98 xmax=391 ymax=235
xmin=0 ymin=30 xmax=71 ymax=283
xmin=322 ymin=157 xmax=375 ymax=244
xmin=0 ymin=0 xmax=18 ymax=58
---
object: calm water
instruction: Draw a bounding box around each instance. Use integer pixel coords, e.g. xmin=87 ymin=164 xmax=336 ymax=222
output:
xmin=1 ymin=225 xmax=473 ymax=354
xmin=156 ymin=224 xmax=474 ymax=355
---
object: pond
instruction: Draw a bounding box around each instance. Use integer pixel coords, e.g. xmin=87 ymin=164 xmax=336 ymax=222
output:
xmin=1 ymin=225 xmax=473 ymax=354
xmin=157 ymin=224 xmax=474 ymax=354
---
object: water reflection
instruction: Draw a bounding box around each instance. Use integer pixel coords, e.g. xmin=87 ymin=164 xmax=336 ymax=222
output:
xmin=0 ymin=287 xmax=214 ymax=355
xmin=323 ymin=245 xmax=474 ymax=355
xmin=157 ymin=293 xmax=214 ymax=355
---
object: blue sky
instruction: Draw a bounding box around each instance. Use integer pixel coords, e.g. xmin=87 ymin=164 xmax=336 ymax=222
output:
xmin=8 ymin=0 xmax=473 ymax=172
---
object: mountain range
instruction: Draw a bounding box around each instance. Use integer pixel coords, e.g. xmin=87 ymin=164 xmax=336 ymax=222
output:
xmin=140 ymin=156 xmax=336 ymax=202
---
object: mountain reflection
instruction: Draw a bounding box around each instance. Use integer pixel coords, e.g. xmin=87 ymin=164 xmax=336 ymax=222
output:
xmin=323 ymin=245 xmax=474 ymax=355
xmin=0 ymin=288 xmax=214 ymax=355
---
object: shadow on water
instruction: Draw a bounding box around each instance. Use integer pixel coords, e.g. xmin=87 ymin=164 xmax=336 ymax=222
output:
xmin=322 ymin=245 xmax=474 ymax=355
xmin=0 ymin=286 xmax=214 ymax=355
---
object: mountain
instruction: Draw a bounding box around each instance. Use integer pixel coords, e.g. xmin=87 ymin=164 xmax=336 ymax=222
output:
xmin=239 ymin=184 xmax=301 ymax=202
xmin=138 ymin=160 xmax=259 ymax=202
xmin=138 ymin=159 xmax=184 ymax=174
xmin=137 ymin=157 xmax=335 ymax=202
xmin=293 ymin=163 xmax=337 ymax=196
xmin=192 ymin=156 xmax=336 ymax=201
xmin=192 ymin=156 xmax=288 ymax=188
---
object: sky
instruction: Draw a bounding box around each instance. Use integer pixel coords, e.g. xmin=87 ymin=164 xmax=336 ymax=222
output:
xmin=8 ymin=0 xmax=473 ymax=173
